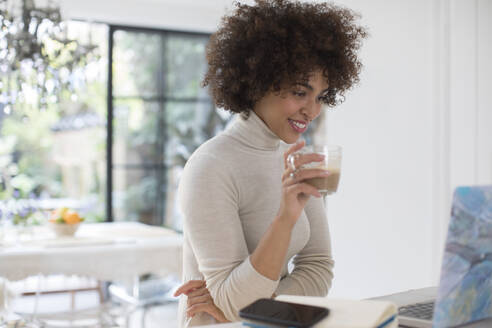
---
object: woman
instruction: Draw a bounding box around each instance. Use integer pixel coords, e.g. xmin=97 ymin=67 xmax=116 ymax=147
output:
xmin=175 ymin=0 xmax=366 ymax=326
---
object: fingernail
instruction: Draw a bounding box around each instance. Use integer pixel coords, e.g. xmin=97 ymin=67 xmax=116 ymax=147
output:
xmin=322 ymin=170 xmax=331 ymax=175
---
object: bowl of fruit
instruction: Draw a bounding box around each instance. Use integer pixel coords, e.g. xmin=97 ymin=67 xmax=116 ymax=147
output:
xmin=49 ymin=207 xmax=84 ymax=237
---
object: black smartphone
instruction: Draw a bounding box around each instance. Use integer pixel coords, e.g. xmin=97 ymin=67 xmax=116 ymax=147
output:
xmin=239 ymin=298 xmax=330 ymax=328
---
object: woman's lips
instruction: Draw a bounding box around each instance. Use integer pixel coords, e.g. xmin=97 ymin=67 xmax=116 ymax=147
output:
xmin=288 ymin=119 xmax=308 ymax=133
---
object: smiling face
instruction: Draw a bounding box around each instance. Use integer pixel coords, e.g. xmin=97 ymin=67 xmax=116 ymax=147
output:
xmin=253 ymin=70 xmax=329 ymax=144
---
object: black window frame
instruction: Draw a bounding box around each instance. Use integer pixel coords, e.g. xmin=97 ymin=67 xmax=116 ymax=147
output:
xmin=106 ymin=24 xmax=211 ymax=225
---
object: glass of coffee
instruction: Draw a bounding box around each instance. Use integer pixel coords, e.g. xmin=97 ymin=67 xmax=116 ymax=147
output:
xmin=289 ymin=145 xmax=342 ymax=196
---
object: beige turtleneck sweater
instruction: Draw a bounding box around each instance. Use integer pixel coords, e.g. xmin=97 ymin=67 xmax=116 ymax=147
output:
xmin=177 ymin=111 xmax=334 ymax=327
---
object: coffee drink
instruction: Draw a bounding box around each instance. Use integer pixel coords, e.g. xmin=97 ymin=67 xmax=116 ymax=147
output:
xmin=304 ymin=169 xmax=340 ymax=195
xmin=288 ymin=144 xmax=342 ymax=196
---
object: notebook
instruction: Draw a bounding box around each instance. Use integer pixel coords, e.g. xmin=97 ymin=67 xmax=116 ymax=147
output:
xmin=274 ymin=295 xmax=398 ymax=328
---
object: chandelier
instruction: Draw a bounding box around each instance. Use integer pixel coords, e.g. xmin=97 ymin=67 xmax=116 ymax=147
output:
xmin=0 ymin=0 xmax=98 ymax=112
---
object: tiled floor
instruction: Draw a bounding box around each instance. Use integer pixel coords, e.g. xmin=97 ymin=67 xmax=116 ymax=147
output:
xmin=2 ymin=274 xmax=181 ymax=327
xmin=10 ymin=290 xmax=179 ymax=328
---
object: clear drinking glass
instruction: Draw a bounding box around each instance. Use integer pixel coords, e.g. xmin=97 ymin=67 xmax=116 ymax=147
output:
xmin=288 ymin=145 xmax=342 ymax=196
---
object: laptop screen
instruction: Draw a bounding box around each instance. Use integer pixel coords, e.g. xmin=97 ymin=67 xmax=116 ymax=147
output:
xmin=433 ymin=186 xmax=492 ymax=328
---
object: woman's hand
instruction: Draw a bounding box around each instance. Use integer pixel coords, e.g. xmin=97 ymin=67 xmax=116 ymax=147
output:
xmin=174 ymin=280 xmax=229 ymax=323
xmin=279 ymin=140 xmax=328 ymax=226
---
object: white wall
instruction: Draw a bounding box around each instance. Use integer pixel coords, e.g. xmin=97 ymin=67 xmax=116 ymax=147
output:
xmin=436 ymin=0 xmax=492 ymax=286
xmin=321 ymin=0 xmax=437 ymax=298
xmin=60 ymin=0 xmax=492 ymax=298
xmin=476 ymin=1 xmax=492 ymax=185
xmin=322 ymin=0 xmax=492 ymax=299
xmin=60 ymin=0 xmax=238 ymax=32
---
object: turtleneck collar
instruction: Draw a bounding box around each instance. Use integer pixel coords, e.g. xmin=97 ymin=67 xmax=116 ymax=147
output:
xmin=226 ymin=110 xmax=281 ymax=151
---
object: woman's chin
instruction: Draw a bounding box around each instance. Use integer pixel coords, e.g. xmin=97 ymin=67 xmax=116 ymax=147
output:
xmin=281 ymin=134 xmax=301 ymax=145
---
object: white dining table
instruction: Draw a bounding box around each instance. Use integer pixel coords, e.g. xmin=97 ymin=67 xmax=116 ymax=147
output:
xmin=0 ymin=222 xmax=183 ymax=282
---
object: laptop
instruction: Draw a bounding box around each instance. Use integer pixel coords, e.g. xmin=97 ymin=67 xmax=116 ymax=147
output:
xmin=377 ymin=186 xmax=492 ymax=328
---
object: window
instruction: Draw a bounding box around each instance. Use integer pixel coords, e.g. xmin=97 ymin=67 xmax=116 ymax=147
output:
xmin=1 ymin=22 xmax=318 ymax=232
xmin=0 ymin=21 xmax=108 ymax=224
xmin=108 ymin=26 xmax=230 ymax=230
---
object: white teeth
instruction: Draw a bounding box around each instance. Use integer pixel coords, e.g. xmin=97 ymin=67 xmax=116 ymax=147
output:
xmin=290 ymin=120 xmax=306 ymax=129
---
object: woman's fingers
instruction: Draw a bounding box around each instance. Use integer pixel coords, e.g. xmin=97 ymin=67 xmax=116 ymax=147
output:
xmin=173 ymin=280 xmax=206 ymax=297
xmin=184 ymin=287 xmax=229 ymax=322
xmin=187 ymin=293 xmax=212 ymax=307
xmin=284 ymin=168 xmax=331 ymax=186
xmin=281 ymin=166 xmax=296 ymax=181
xmin=187 ymin=301 xmax=218 ymax=318
xmin=283 ymin=140 xmax=305 ymax=169
xmin=287 ymin=182 xmax=321 ymax=198
xmin=186 ymin=286 xmax=209 ymax=298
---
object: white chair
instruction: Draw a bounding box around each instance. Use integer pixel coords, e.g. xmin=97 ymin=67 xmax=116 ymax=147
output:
xmin=108 ymin=273 xmax=180 ymax=328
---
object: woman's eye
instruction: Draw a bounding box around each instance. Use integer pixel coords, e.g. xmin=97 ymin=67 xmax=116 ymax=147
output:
xmin=317 ymin=93 xmax=328 ymax=103
xmin=293 ymin=91 xmax=306 ymax=97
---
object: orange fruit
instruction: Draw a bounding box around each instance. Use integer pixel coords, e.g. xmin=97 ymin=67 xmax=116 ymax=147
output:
xmin=51 ymin=207 xmax=68 ymax=220
xmin=63 ymin=210 xmax=81 ymax=224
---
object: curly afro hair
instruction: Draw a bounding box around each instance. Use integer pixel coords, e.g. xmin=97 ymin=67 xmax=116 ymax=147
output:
xmin=202 ymin=0 xmax=367 ymax=114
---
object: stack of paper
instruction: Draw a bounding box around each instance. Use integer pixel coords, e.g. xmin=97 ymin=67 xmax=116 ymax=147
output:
xmin=275 ymin=295 xmax=398 ymax=328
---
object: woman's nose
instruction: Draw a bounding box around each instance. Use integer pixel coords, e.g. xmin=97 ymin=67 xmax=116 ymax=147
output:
xmin=302 ymin=98 xmax=322 ymax=121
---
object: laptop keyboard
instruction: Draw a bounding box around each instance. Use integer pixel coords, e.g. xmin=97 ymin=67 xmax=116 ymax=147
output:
xmin=398 ymin=301 xmax=435 ymax=320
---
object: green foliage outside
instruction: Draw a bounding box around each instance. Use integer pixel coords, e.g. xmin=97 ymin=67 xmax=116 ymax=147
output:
xmin=0 ymin=22 xmax=108 ymax=224
xmin=1 ymin=23 xmax=230 ymax=228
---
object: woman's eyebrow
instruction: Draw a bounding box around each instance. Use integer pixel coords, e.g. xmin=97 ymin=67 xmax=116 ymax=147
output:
xmin=294 ymin=83 xmax=329 ymax=94
xmin=294 ymin=82 xmax=313 ymax=90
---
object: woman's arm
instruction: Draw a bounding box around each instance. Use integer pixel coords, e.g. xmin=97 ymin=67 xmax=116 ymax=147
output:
xmin=275 ymin=196 xmax=334 ymax=296
xmin=250 ymin=141 xmax=327 ymax=280
xmin=179 ymin=152 xmax=279 ymax=321
xmin=180 ymin=142 xmax=327 ymax=321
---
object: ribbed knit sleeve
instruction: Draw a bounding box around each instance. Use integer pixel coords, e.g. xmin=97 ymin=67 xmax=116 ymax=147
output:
xmin=275 ymin=197 xmax=334 ymax=296
xmin=179 ymin=152 xmax=279 ymax=321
